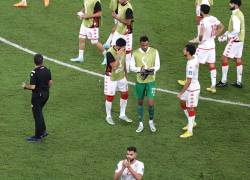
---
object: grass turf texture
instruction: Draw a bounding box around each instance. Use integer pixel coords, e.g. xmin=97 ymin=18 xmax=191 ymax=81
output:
xmin=0 ymin=0 xmax=250 ymax=179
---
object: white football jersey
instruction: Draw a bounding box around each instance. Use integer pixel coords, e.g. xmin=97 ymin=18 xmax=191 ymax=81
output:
xmin=199 ymin=16 xmax=221 ymax=49
xmin=115 ymin=160 xmax=144 ymax=180
xmin=186 ymin=55 xmax=200 ymax=91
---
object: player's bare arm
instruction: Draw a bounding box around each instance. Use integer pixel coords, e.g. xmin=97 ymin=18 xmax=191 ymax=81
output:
xmin=178 ymin=78 xmax=192 ymax=98
xmin=127 ymin=164 xmax=143 ymax=180
xmin=216 ymin=23 xmax=225 ymax=36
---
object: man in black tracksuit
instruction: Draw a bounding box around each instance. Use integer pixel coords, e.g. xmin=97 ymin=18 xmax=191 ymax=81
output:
xmin=22 ymin=54 xmax=53 ymax=142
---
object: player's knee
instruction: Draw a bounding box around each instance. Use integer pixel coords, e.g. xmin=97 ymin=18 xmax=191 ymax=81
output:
xmin=106 ymin=95 xmax=114 ymax=102
xmin=121 ymin=91 xmax=128 ymax=100
xmin=236 ymin=60 xmax=242 ymax=66
xmin=91 ymin=39 xmax=98 ymax=45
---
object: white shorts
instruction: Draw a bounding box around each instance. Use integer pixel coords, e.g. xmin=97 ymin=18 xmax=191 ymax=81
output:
xmin=79 ymin=24 xmax=99 ymax=40
xmin=223 ymin=41 xmax=244 ymax=59
xmin=196 ymin=48 xmax=216 ymax=64
xmin=111 ymin=31 xmax=133 ymax=52
xmin=180 ymin=89 xmax=200 ymax=108
xmin=104 ymin=75 xmax=128 ymax=96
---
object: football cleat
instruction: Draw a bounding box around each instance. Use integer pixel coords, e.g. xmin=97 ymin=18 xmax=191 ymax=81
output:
xmin=44 ymin=0 xmax=49 ymax=7
xmin=136 ymin=124 xmax=144 ymax=133
xmin=106 ymin=117 xmax=115 ymax=125
xmin=119 ymin=115 xmax=132 ymax=123
xmin=189 ymin=37 xmax=199 ymax=43
xmin=206 ymin=87 xmax=216 ymax=93
xmin=14 ymin=1 xmax=27 ymax=7
xmin=231 ymin=82 xmax=243 ymax=88
xmin=180 ymin=131 xmax=193 ymax=138
xmin=177 ymin=80 xmax=186 ymax=86
xmin=70 ymin=57 xmax=84 ymax=63
xmin=182 ymin=122 xmax=197 ymax=131
xmin=149 ymin=121 xmax=157 ymax=132
xmin=216 ymin=81 xmax=228 ymax=87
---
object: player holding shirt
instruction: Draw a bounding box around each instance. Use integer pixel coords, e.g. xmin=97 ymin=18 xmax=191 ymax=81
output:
xmin=217 ymin=0 xmax=245 ymax=88
xmin=104 ymin=38 xmax=132 ymax=125
xmin=178 ymin=44 xmax=200 ymax=138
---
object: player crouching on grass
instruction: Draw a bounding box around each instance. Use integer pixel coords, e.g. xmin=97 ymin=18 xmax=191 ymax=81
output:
xmin=14 ymin=0 xmax=49 ymax=8
xmin=104 ymin=38 xmax=132 ymax=125
xmin=130 ymin=36 xmax=160 ymax=133
xmin=177 ymin=44 xmax=200 ymax=138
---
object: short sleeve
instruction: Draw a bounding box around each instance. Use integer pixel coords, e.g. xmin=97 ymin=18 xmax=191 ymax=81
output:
xmin=115 ymin=161 xmax=123 ymax=173
xmin=137 ymin=162 xmax=144 ymax=175
xmin=125 ymin=8 xmax=133 ymax=19
xmin=30 ymin=70 xmax=36 ymax=85
xmin=186 ymin=64 xmax=194 ymax=79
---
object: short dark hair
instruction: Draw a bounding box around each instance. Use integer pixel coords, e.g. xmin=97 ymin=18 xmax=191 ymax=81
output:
xmin=140 ymin=36 xmax=149 ymax=42
xmin=127 ymin=146 xmax=137 ymax=152
xmin=116 ymin=38 xmax=126 ymax=47
xmin=34 ymin=54 xmax=44 ymax=65
xmin=185 ymin=44 xmax=196 ymax=56
xmin=230 ymin=0 xmax=241 ymax=6
xmin=200 ymin=4 xmax=210 ymax=14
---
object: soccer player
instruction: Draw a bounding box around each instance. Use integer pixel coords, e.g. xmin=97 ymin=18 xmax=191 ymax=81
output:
xmin=110 ymin=0 xmax=134 ymax=71
xmin=104 ymin=38 xmax=132 ymax=125
xmin=14 ymin=0 xmax=49 ymax=8
xmin=114 ymin=146 xmax=144 ymax=180
xmin=177 ymin=44 xmax=200 ymax=138
xmin=103 ymin=0 xmax=132 ymax=50
xmin=189 ymin=0 xmax=213 ymax=43
xmin=70 ymin=0 xmax=106 ymax=63
xmin=216 ymin=0 xmax=245 ymax=88
xmin=130 ymin=36 xmax=160 ymax=133
xmin=178 ymin=5 xmax=224 ymax=93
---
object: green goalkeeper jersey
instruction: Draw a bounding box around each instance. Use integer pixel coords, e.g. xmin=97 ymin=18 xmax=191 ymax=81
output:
xmin=133 ymin=48 xmax=158 ymax=83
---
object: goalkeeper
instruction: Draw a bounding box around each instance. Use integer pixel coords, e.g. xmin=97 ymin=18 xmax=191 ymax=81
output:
xmin=130 ymin=36 xmax=160 ymax=133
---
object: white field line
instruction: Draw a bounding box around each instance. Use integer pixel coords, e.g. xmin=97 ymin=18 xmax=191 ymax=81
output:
xmin=1 ymin=36 xmax=250 ymax=108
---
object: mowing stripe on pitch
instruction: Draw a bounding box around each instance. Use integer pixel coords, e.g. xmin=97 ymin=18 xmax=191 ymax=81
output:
xmin=1 ymin=36 xmax=250 ymax=108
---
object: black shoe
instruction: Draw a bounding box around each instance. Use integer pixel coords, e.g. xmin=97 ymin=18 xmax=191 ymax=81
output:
xmin=231 ymin=82 xmax=243 ymax=88
xmin=40 ymin=131 xmax=48 ymax=138
xmin=26 ymin=136 xmax=41 ymax=142
xmin=216 ymin=81 xmax=228 ymax=87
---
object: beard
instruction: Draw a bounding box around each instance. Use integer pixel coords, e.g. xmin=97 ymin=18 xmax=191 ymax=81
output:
xmin=230 ymin=6 xmax=235 ymax=11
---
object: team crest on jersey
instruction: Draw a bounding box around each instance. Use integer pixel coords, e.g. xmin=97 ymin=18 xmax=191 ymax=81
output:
xmin=188 ymin=71 xmax=193 ymax=75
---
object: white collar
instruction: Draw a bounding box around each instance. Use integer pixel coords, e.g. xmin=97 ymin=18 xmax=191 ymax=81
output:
xmin=139 ymin=47 xmax=151 ymax=53
xmin=232 ymin=8 xmax=239 ymax=14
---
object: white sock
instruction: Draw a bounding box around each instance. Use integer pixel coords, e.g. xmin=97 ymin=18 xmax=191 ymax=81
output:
xmin=79 ymin=50 xmax=84 ymax=58
xmin=197 ymin=25 xmax=200 ymax=38
xmin=188 ymin=115 xmax=195 ymax=133
xmin=237 ymin=65 xmax=243 ymax=84
xmin=149 ymin=120 xmax=154 ymax=124
xmin=139 ymin=122 xmax=143 ymax=126
xmin=222 ymin=65 xmax=229 ymax=83
xmin=120 ymin=99 xmax=127 ymax=117
xmin=105 ymin=100 xmax=112 ymax=118
xmin=210 ymin=69 xmax=217 ymax=87
xmin=183 ymin=109 xmax=189 ymax=119
xmin=105 ymin=33 xmax=114 ymax=45
xmin=126 ymin=53 xmax=131 ymax=73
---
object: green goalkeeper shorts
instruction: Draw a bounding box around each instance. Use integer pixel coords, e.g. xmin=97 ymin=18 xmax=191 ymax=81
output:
xmin=135 ymin=81 xmax=156 ymax=99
